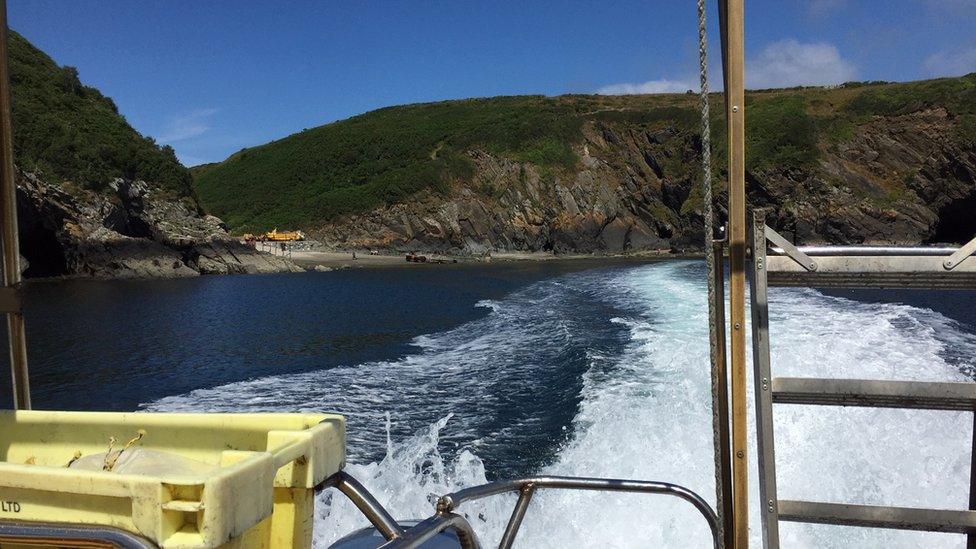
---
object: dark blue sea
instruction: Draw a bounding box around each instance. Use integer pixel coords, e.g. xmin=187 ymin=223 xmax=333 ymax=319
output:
xmin=3 ymin=260 xmax=974 ymax=547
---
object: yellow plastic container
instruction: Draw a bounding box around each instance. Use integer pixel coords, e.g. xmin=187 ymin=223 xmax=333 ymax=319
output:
xmin=0 ymin=410 xmax=346 ymax=548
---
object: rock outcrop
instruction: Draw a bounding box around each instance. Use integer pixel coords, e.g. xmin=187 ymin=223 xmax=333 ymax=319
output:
xmin=312 ymin=108 xmax=976 ymax=254
xmin=16 ymin=171 xmax=303 ymax=279
xmin=754 ymin=108 xmax=976 ymax=245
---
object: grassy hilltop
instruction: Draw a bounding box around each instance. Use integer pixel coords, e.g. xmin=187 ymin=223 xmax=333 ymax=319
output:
xmin=192 ymin=75 xmax=976 ymax=233
xmin=9 ymin=31 xmax=192 ymax=197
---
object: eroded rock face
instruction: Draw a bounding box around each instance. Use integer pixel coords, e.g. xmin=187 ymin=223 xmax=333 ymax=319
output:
xmin=312 ymin=109 xmax=976 ymax=254
xmin=758 ymin=108 xmax=976 ymax=245
xmin=16 ymin=171 xmax=302 ymax=279
xmin=313 ymin=143 xmax=679 ymax=255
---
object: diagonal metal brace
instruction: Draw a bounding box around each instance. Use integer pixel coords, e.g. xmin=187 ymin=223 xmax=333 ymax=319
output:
xmin=944 ymin=235 xmax=976 ymax=271
xmin=765 ymin=226 xmax=817 ymax=271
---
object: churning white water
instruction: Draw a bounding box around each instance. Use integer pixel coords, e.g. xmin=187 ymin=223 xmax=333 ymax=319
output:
xmin=146 ymin=261 xmax=976 ymax=548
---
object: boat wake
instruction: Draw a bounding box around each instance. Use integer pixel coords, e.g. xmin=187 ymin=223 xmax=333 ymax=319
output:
xmin=145 ymin=261 xmax=976 ymax=548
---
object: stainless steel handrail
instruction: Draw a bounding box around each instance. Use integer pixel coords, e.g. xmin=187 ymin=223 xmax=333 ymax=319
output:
xmin=317 ymin=471 xmax=407 ymax=540
xmin=770 ymin=246 xmax=960 ymax=257
xmin=378 ymin=513 xmax=481 ymax=549
xmin=324 ymin=472 xmax=720 ymax=549
xmin=421 ymin=475 xmax=721 ymax=549
xmin=0 ymin=519 xmax=156 ymax=548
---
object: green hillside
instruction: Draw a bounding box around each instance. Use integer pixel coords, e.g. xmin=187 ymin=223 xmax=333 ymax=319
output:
xmin=9 ymin=31 xmax=192 ymax=196
xmin=194 ymin=75 xmax=976 ymax=232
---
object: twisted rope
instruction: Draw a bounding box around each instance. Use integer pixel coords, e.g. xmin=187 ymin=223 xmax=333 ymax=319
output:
xmin=698 ymin=1 xmax=727 ymax=547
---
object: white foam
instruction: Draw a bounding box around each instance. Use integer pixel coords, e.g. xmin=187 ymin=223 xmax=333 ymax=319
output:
xmin=146 ymin=261 xmax=976 ymax=548
xmin=475 ymin=299 xmax=502 ymax=313
xmin=519 ymin=263 xmax=973 ymax=548
xmin=315 ymin=414 xmax=513 ymax=546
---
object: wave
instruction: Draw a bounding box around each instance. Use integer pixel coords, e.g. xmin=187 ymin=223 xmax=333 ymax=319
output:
xmin=145 ymin=261 xmax=976 ymax=548
xmin=474 ymin=299 xmax=502 ymax=313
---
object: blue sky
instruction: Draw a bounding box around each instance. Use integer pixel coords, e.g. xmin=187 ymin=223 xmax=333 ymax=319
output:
xmin=9 ymin=0 xmax=976 ymax=166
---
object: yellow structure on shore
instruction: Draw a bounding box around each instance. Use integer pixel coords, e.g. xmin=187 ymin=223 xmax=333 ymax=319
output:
xmin=243 ymin=229 xmax=306 ymax=242
xmin=264 ymin=229 xmax=305 ymax=242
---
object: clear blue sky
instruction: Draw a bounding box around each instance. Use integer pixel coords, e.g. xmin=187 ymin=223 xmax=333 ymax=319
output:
xmin=9 ymin=0 xmax=976 ymax=166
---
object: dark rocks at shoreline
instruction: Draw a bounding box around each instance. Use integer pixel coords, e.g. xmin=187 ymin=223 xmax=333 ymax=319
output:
xmin=16 ymin=171 xmax=303 ymax=280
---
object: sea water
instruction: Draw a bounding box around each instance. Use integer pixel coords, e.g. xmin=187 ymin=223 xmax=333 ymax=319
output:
xmin=10 ymin=261 xmax=975 ymax=547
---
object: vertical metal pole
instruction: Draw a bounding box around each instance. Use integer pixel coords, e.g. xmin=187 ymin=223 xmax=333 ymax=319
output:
xmin=721 ymin=0 xmax=748 ymax=546
xmin=713 ymin=241 xmax=733 ymax=549
xmin=969 ymin=412 xmax=976 ymax=549
xmin=697 ymin=3 xmax=732 ymax=546
xmin=750 ymin=211 xmax=780 ymax=548
xmin=0 ymin=0 xmax=29 ymax=409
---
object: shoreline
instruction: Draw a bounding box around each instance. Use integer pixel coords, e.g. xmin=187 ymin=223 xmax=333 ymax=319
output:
xmin=289 ymin=249 xmax=700 ymax=270
xmin=24 ymin=249 xmax=704 ymax=283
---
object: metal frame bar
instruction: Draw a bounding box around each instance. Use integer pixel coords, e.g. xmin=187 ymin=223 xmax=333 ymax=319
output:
xmin=749 ymin=211 xmax=780 ymax=548
xmin=0 ymin=519 xmax=156 ymax=548
xmin=753 ymin=215 xmax=976 ymax=547
xmin=764 ymin=235 xmax=976 ymax=289
xmin=499 ymin=483 xmax=535 ymax=548
xmin=971 ymin=412 xmax=976 ymax=549
xmin=711 ymin=240 xmax=734 ymax=549
xmin=945 ymin=235 xmax=976 ymax=270
xmin=718 ymin=0 xmax=750 ymax=545
xmin=764 ymin=226 xmax=816 ymax=271
xmin=0 ymin=0 xmax=29 ymax=409
xmin=317 ymin=471 xmax=406 ymax=541
xmin=771 ymin=378 xmax=976 ymax=411
xmin=771 ymin=246 xmax=962 ymax=257
xmin=778 ymin=500 xmax=976 ymax=533
xmin=765 ymin=254 xmax=976 ymax=289
xmin=435 ymin=475 xmax=721 ymax=549
xmin=378 ymin=513 xmax=480 ymax=549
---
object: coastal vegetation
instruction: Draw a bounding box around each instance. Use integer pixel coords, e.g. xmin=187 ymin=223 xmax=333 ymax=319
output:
xmin=6 ymin=31 xmax=288 ymax=280
xmin=6 ymin=29 xmax=973 ymax=256
xmin=192 ymin=96 xmax=589 ymax=229
xmin=9 ymin=31 xmax=192 ymax=197
xmin=193 ymin=74 xmax=976 ymax=233
xmin=0 ymin=25 xmax=964 ymax=281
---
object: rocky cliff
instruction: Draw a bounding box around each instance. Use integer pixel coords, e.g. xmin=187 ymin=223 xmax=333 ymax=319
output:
xmin=8 ymin=30 xmax=302 ymax=279
xmin=763 ymin=107 xmax=976 ymax=245
xmin=17 ymin=171 xmax=302 ymax=279
xmin=313 ymin=107 xmax=975 ymax=255
xmin=194 ymin=77 xmax=976 ymax=255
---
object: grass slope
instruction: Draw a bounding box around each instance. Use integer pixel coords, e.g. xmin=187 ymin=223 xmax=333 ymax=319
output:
xmin=10 ymin=31 xmax=192 ymax=196
xmin=195 ymin=75 xmax=976 ymax=232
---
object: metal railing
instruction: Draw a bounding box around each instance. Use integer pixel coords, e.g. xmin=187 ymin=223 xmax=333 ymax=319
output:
xmin=317 ymin=471 xmax=407 ymax=540
xmin=321 ymin=472 xmax=721 ymax=549
xmin=757 ymin=216 xmax=976 ymax=290
xmin=435 ymin=476 xmax=721 ymax=549
xmin=750 ymin=209 xmax=976 ymax=548
xmin=770 ymin=245 xmax=963 ymax=257
xmin=378 ymin=513 xmax=480 ymax=549
xmin=0 ymin=520 xmax=156 ymax=548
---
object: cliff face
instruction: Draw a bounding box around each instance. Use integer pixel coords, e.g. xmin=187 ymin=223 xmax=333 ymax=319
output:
xmin=194 ymin=77 xmax=976 ymax=254
xmin=757 ymin=107 xmax=975 ymax=245
xmin=311 ymin=107 xmax=975 ymax=254
xmin=312 ymin=126 xmax=688 ymax=254
xmin=6 ymin=30 xmax=302 ymax=279
xmin=17 ymin=171 xmax=302 ymax=279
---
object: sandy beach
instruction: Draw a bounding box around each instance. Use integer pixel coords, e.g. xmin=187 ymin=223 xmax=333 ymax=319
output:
xmin=285 ymin=248 xmax=680 ymax=270
xmin=290 ymin=250 xmax=415 ymax=269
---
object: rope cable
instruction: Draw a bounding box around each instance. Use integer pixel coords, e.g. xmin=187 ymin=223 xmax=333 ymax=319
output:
xmin=697 ymin=2 xmax=728 ymax=547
